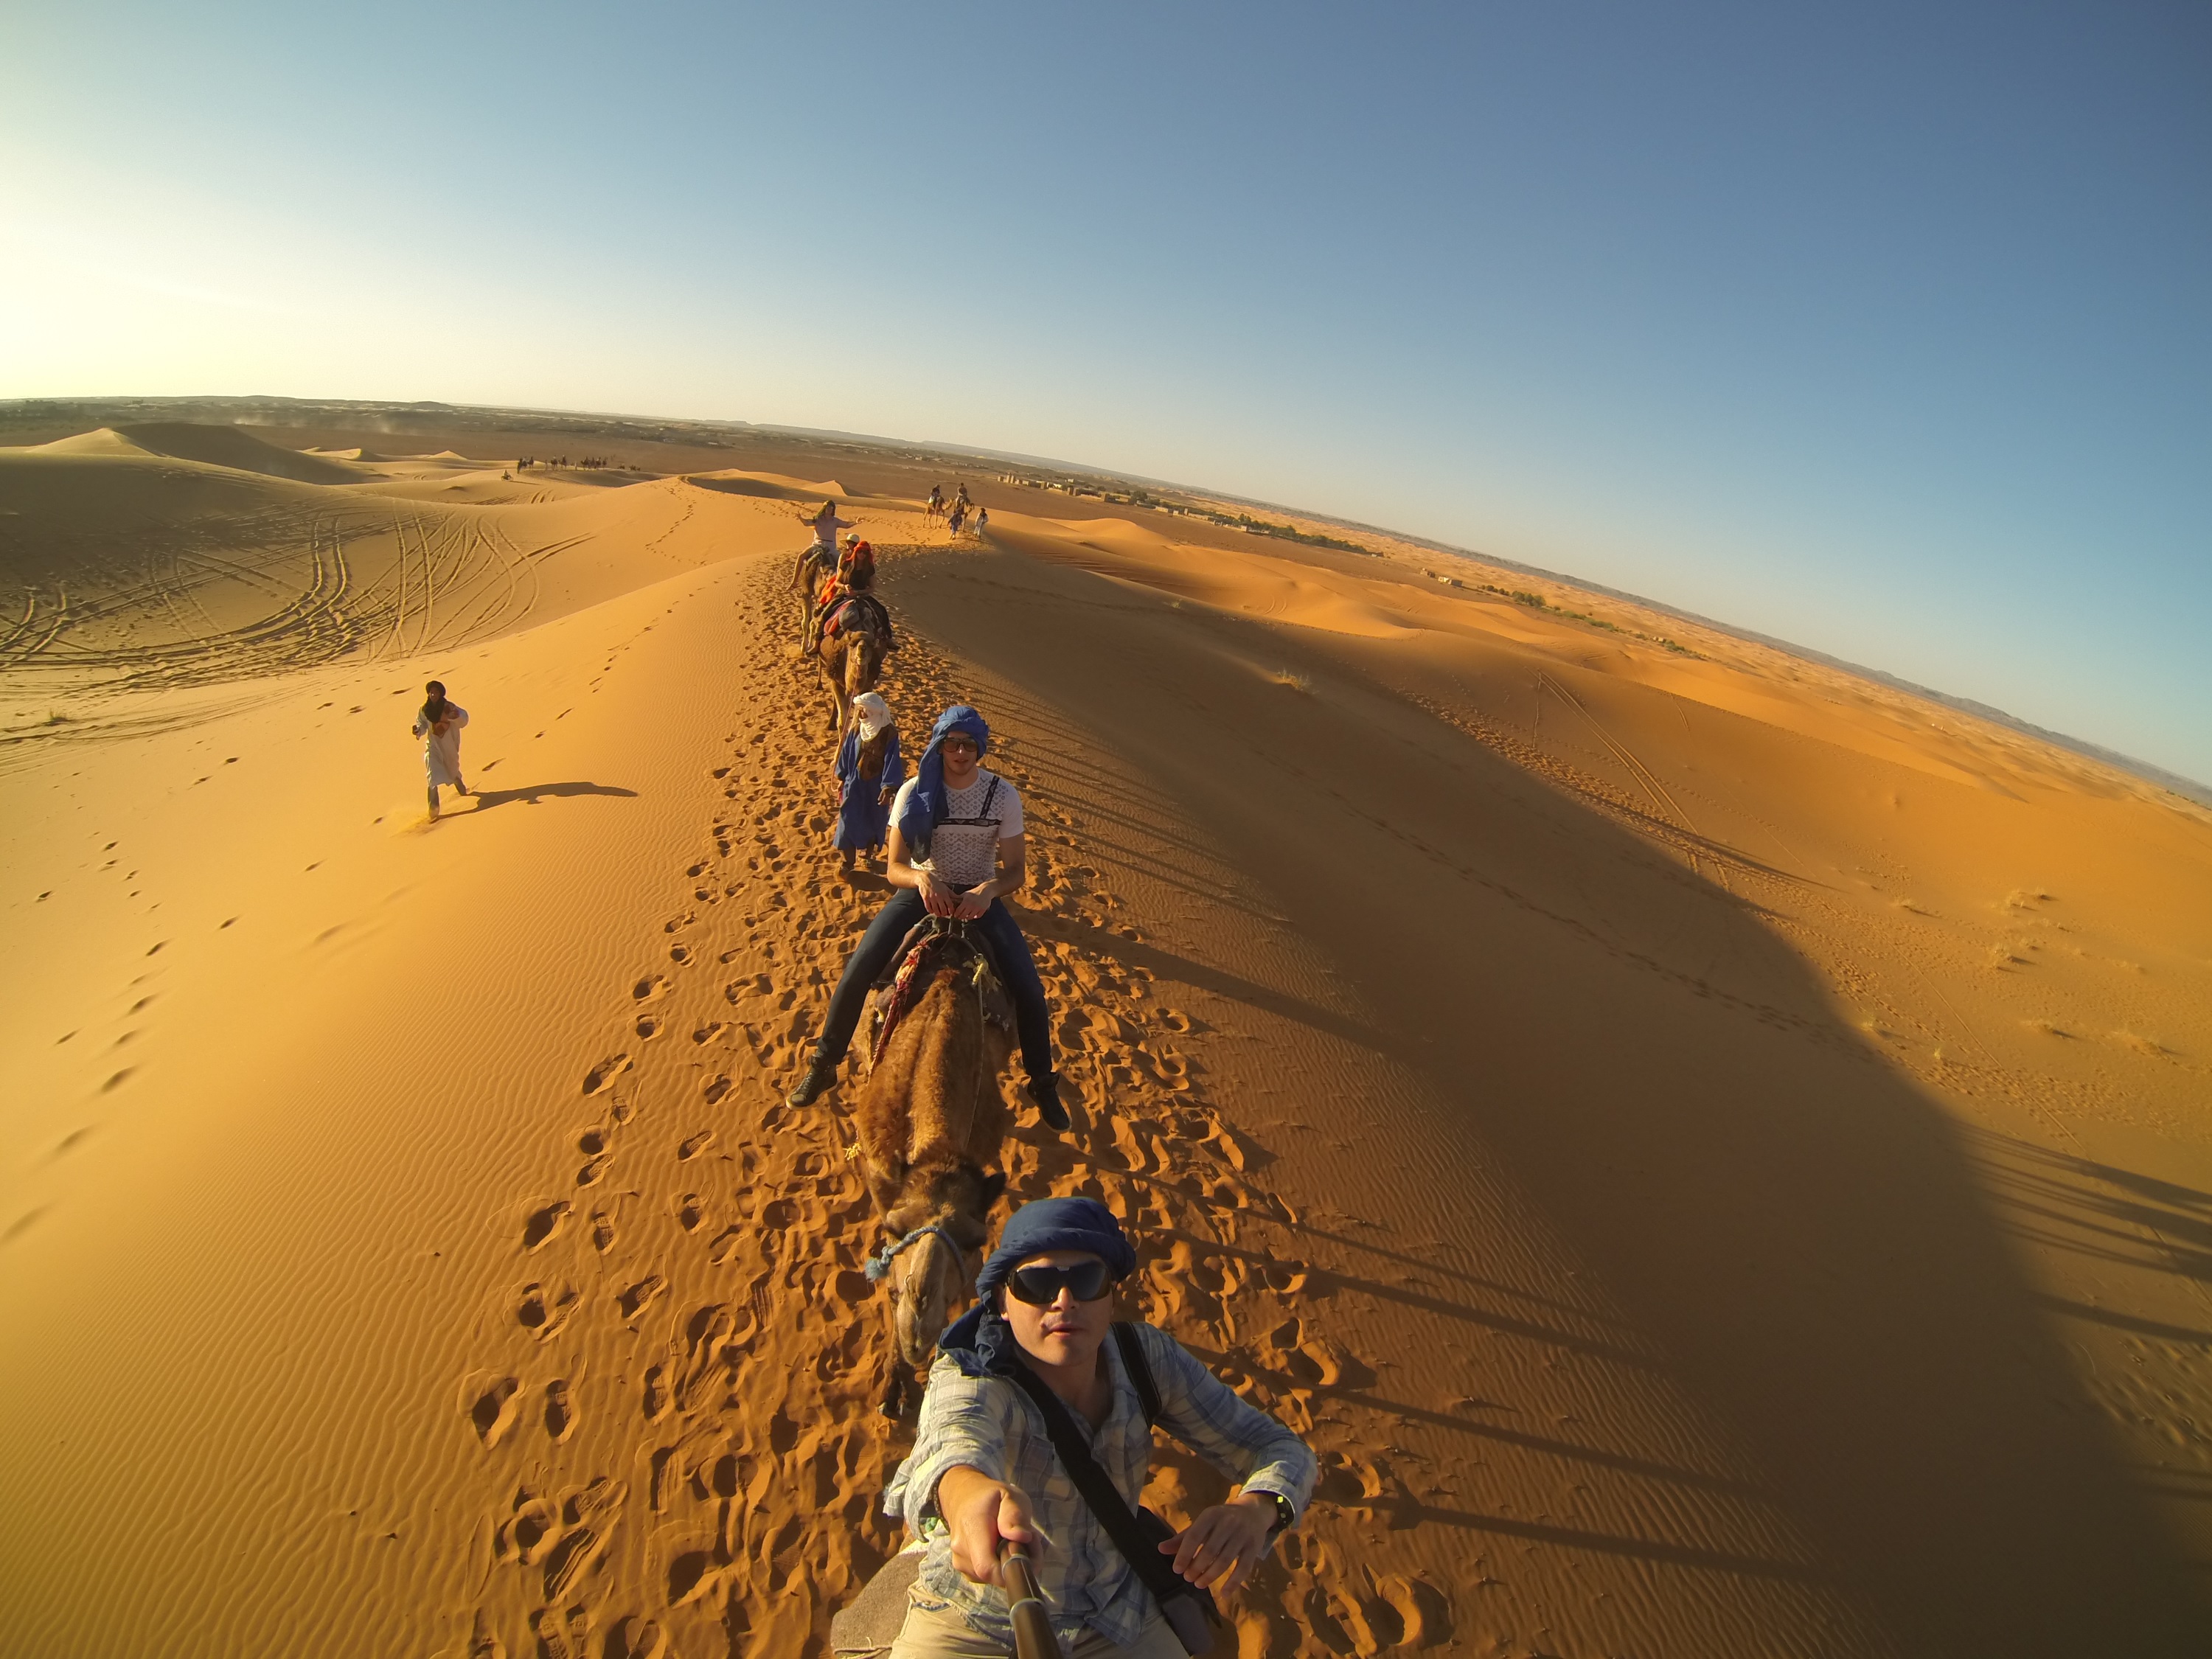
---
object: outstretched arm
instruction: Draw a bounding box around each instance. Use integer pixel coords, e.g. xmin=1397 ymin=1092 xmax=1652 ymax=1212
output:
xmin=936 ymin=1467 xmax=1040 ymax=1584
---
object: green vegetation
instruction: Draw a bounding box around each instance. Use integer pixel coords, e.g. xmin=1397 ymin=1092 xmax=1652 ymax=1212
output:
xmin=1475 ymin=582 xmax=1699 ymax=656
xmin=1002 ymin=476 xmax=1378 ymax=555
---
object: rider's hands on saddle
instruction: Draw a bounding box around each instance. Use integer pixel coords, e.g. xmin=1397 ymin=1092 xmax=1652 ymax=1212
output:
xmin=917 ymin=869 xmax=961 ymax=917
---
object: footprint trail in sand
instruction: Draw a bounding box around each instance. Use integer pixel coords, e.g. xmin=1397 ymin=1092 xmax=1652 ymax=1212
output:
xmin=456 ymin=554 xmax=1450 ymax=1658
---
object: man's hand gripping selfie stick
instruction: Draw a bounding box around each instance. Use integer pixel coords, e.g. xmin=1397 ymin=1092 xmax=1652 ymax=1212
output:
xmin=998 ymin=1543 xmax=1063 ymax=1659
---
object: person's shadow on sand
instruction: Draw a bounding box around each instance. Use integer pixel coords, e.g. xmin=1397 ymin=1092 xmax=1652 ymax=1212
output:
xmin=461 ymin=781 xmax=639 ymax=814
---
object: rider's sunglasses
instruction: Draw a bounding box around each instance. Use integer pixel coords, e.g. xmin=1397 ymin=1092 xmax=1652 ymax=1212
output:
xmin=1005 ymin=1259 xmax=1116 ymax=1306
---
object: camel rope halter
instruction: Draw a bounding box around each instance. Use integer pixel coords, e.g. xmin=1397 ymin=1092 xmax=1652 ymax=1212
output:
xmin=864 ymin=1222 xmax=961 ymax=1283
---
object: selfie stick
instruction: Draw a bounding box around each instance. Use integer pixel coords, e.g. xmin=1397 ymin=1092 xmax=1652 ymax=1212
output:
xmin=998 ymin=1543 xmax=1064 ymax=1659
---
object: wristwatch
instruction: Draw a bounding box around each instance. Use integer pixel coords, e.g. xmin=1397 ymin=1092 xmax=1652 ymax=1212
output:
xmin=1262 ymin=1492 xmax=1296 ymax=1539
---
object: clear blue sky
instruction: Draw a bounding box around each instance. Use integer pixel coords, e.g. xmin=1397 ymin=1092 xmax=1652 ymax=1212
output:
xmin=5 ymin=2 xmax=2207 ymax=782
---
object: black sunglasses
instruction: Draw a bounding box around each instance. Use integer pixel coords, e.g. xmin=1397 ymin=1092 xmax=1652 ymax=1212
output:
xmin=1005 ymin=1260 xmax=1116 ymax=1305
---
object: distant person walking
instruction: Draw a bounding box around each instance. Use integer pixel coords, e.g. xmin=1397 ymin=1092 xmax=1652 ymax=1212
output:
xmin=835 ymin=691 xmax=906 ymax=874
xmin=413 ymin=681 xmax=470 ymax=820
xmin=973 ymin=506 xmax=989 ymax=537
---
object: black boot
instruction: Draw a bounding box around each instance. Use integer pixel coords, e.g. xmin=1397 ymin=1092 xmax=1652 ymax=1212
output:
xmin=1025 ymin=1073 xmax=1070 ymax=1131
xmin=786 ymin=1053 xmax=838 ymax=1107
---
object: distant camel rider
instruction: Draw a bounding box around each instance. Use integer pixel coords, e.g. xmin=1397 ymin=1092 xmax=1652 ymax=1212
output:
xmin=788 ymin=703 xmax=1065 ymax=1129
xmin=802 ymin=498 xmax=852 ymax=557
xmin=810 ymin=534 xmax=894 ymax=653
xmin=795 ymin=499 xmax=852 ymax=606
xmin=839 ymin=532 xmax=879 ymax=591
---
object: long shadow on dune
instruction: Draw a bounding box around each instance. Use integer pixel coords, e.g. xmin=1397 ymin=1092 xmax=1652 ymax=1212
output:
xmin=684 ymin=474 xmax=824 ymax=502
xmin=464 ymin=780 xmax=639 ymax=813
xmin=888 ymin=552 xmax=2206 ymax=1655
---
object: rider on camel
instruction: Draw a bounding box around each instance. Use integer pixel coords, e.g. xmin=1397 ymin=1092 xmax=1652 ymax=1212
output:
xmin=801 ymin=499 xmax=852 ymax=574
xmin=881 ymin=1197 xmax=1314 ymax=1656
xmin=807 ymin=533 xmax=894 ymax=654
xmin=796 ymin=501 xmax=852 ymax=627
xmin=787 ymin=703 xmax=1065 ymax=1129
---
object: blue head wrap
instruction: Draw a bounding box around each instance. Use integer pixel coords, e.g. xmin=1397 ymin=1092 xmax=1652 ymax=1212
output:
xmin=936 ymin=1197 xmax=1138 ymax=1375
xmin=895 ymin=704 xmax=990 ymax=858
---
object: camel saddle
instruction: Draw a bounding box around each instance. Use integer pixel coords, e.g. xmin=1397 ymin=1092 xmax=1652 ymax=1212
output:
xmin=823 ymin=591 xmax=897 ymax=650
xmin=861 ymin=917 xmax=1015 ymax=1075
xmin=830 ymin=1541 xmax=927 ymax=1655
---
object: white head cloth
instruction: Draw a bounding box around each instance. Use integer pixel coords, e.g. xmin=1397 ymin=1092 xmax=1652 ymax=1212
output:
xmin=852 ymin=692 xmax=893 ymax=739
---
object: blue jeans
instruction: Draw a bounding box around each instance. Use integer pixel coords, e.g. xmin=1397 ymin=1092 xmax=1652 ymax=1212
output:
xmin=813 ymin=888 xmax=1054 ymax=1088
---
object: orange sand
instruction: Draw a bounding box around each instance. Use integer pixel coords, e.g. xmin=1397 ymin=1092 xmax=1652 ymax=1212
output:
xmin=1 ymin=425 xmax=2208 ymax=1658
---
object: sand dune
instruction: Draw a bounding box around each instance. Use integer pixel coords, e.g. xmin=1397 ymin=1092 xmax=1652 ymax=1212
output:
xmin=1 ymin=424 xmax=2209 ymax=1658
xmin=686 ymin=470 xmax=853 ymax=504
xmin=108 ymin=420 xmax=379 ymax=482
xmin=0 ymin=434 xmax=813 ymax=734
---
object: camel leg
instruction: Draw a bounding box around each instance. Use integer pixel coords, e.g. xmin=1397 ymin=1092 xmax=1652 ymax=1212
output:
xmin=818 ymin=642 xmax=848 ymax=734
xmin=880 ymin=1366 xmax=906 ymax=1420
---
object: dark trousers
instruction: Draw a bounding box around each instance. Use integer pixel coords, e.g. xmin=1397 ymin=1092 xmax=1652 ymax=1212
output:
xmin=813 ymin=888 xmax=1054 ymax=1086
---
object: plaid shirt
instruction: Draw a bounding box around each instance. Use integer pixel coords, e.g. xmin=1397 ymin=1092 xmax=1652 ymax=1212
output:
xmin=883 ymin=1321 xmax=1318 ymax=1647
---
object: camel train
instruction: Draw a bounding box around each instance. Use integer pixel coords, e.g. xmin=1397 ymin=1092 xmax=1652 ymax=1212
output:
xmin=786 ymin=498 xmax=1020 ymax=1421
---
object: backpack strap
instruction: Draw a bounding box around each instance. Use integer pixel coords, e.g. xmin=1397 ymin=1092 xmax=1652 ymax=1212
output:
xmin=999 ymin=1357 xmax=1198 ymax=1620
xmin=1113 ymin=1322 xmax=1161 ymax=1428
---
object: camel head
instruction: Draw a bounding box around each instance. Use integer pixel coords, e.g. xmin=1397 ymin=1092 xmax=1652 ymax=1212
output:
xmin=880 ymin=1163 xmax=1006 ymax=1366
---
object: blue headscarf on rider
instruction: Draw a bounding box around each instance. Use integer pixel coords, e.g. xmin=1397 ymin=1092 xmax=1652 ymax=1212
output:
xmin=937 ymin=1197 xmax=1137 ymax=1377
xmin=894 ymin=703 xmax=990 ymax=859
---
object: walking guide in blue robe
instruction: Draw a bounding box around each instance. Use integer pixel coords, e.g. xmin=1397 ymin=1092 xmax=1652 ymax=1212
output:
xmin=835 ymin=713 xmax=905 ymax=853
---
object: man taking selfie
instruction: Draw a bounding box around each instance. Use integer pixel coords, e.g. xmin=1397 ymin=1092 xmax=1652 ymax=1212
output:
xmin=883 ymin=1197 xmax=1316 ymax=1657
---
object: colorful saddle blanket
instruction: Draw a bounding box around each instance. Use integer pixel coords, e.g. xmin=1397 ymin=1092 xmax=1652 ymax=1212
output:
xmin=866 ymin=920 xmax=1012 ymax=1070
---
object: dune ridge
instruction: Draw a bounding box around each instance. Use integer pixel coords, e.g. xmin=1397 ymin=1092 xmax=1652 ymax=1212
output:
xmin=1 ymin=423 xmax=2208 ymax=1657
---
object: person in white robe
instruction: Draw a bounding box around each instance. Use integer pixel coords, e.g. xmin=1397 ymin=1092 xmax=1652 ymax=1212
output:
xmin=412 ymin=680 xmax=470 ymax=819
